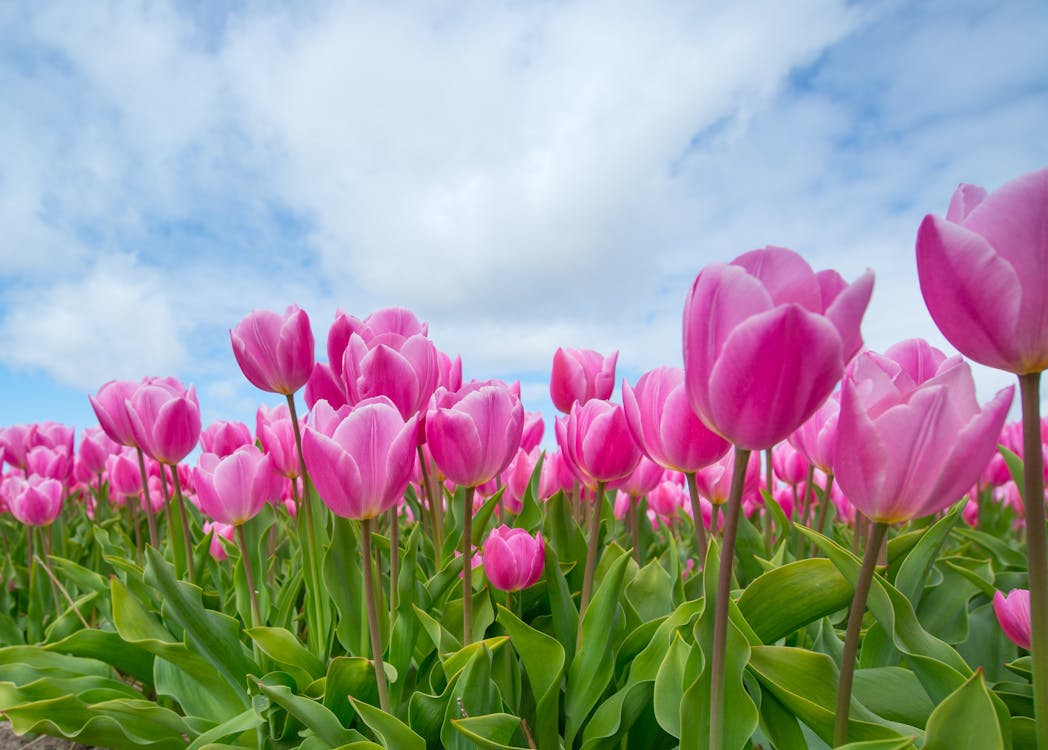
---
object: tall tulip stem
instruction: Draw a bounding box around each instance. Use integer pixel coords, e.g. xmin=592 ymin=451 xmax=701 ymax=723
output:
xmin=579 ymin=481 xmax=606 ymax=620
xmin=686 ymin=472 xmax=708 ymax=567
xmin=709 ymin=447 xmax=751 ymax=750
xmin=135 ymin=447 xmax=159 ymax=548
xmin=463 ymin=485 xmax=475 ymax=645
xmin=360 ymin=517 xmax=391 ymax=712
xmin=1019 ymin=372 xmax=1048 ymax=750
xmin=237 ymin=524 xmax=261 ymax=629
xmin=834 ymin=518 xmax=888 ymax=747
xmin=170 ymin=467 xmax=195 ymax=583
xmin=286 ymin=393 xmax=324 ymax=657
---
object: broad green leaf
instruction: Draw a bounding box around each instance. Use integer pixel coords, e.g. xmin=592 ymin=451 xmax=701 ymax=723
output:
xmin=923 ymin=670 xmax=1004 ymax=750
xmin=186 ymin=707 xmax=265 ymax=750
xmin=738 ymin=558 xmax=853 ymax=644
xmin=564 ymin=552 xmax=631 ymax=748
xmin=852 ymin=667 xmax=934 ymax=728
xmin=441 ymin=645 xmax=503 ymax=750
xmin=894 ymin=509 xmax=960 ymax=606
xmin=451 ymin=713 xmax=527 ymax=749
xmin=579 ymin=681 xmax=652 ymax=750
xmin=497 ymin=604 xmax=564 ymax=750
xmin=324 ymin=516 xmax=366 ymax=655
xmin=626 ymin=559 xmax=675 ymax=622
xmin=253 ymin=676 xmax=356 ymax=747
xmin=544 ymin=544 xmax=579 ymax=667
xmin=653 ymin=632 xmax=691 ymax=738
xmin=836 ymin=740 xmax=918 ymax=750
xmin=43 ymin=629 xmax=155 ymax=688
xmin=758 ymin=687 xmax=808 ymax=750
xmin=247 ymin=626 xmax=325 ymax=688
xmin=324 ymin=656 xmax=380 ymax=728
xmin=351 ymin=695 xmax=427 ymax=750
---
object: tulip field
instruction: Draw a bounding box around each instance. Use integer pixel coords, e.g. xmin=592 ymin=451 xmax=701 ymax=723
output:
xmin=1 ymin=167 xmax=1047 ymax=750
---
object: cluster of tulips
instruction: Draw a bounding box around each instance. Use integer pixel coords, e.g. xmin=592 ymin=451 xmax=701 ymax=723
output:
xmin=1 ymin=165 xmax=1047 ymax=750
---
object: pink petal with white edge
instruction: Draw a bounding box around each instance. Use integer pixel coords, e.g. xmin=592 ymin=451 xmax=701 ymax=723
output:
xmin=706 ymin=305 xmax=843 ymax=450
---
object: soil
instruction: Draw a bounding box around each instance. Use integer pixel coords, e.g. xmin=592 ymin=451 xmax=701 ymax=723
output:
xmin=0 ymin=724 xmax=93 ymax=750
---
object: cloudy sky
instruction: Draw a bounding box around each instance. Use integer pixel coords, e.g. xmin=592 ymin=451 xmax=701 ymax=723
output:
xmin=1 ymin=0 xmax=1046 ymax=438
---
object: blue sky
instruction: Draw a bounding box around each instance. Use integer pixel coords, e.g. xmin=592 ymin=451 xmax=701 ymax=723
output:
xmin=1 ymin=0 xmax=1046 ymax=439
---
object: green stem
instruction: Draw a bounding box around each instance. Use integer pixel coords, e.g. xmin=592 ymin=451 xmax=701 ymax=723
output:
xmin=709 ymin=447 xmax=751 ymax=750
xmin=361 ymin=517 xmax=391 ymax=712
xmin=579 ymin=481 xmax=606 ymax=620
xmin=811 ymin=473 xmax=834 ymax=558
xmin=287 ymin=393 xmax=324 ymax=657
xmin=463 ymin=485 xmax=475 ymax=645
xmin=686 ymin=472 xmax=708 ymax=568
xmin=237 ymin=524 xmax=262 ymax=629
xmin=418 ymin=446 xmax=444 ymax=568
xmin=629 ymin=498 xmax=641 ymax=564
xmin=1020 ymin=372 xmax=1048 ymax=750
xmin=390 ymin=504 xmax=400 ymax=617
xmin=834 ymin=519 xmax=888 ymax=747
xmin=135 ymin=447 xmax=159 ymax=548
xmin=170 ymin=468 xmax=195 ymax=583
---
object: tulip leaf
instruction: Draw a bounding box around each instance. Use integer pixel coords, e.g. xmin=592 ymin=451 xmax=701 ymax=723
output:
xmin=144 ymin=547 xmax=259 ymax=698
xmin=497 ymin=604 xmax=564 ymax=750
xmin=894 ymin=509 xmax=960 ymax=607
xmin=626 ymin=559 xmax=675 ymax=622
xmin=450 ymin=713 xmax=527 ymax=749
xmin=757 ymin=687 xmax=808 ymax=750
xmin=246 ymin=626 xmax=326 ymax=689
xmin=738 ymin=558 xmax=853 ymax=643
xmin=923 ymin=669 xmax=1005 ymax=750
xmin=441 ymin=645 xmax=503 ymax=750
xmin=836 ymin=740 xmax=919 ymax=749
xmin=253 ymin=676 xmax=357 ymax=747
xmin=999 ymin=446 xmax=1026 ymax=501
xmin=323 ymin=656 xmax=380 ymax=728
xmin=43 ymin=629 xmax=155 ymax=688
xmin=185 ymin=707 xmax=265 ymax=750
xmin=852 ymin=667 xmax=935 ymax=727
xmin=472 ymin=488 xmax=505 ymax=546
xmin=564 ymin=552 xmax=631 ymax=748
xmin=580 ymin=680 xmax=652 ymax=750
xmin=544 ymin=491 xmax=588 ymax=579
xmin=349 ymin=695 xmax=427 ymax=750
xmin=653 ymin=632 xmax=692 ymax=738
xmin=323 ymin=516 xmax=366 ymax=655
xmin=543 ymin=544 xmax=579 ymax=667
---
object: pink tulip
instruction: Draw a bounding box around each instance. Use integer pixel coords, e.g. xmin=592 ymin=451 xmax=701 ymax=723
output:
xmin=520 ymin=411 xmax=546 ymax=453
xmin=89 ymin=380 xmax=144 ymax=447
xmin=256 ymin=404 xmax=302 ymax=478
xmin=694 ymin=447 xmax=759 ymax=505
xmin=611 ymin=455 xmax=665 ymax=497
xmin=327 ymin=307 xmax=429 ymax=383
xmin=550 ymin=347 xmax=618 ymax=414
xmin=994 ymin=589 xmax=1032 ymax=650
xmin=683 ymin=246 xmax=874 ymax=450
xmin=917 ymin=167 xmax=1048 ymax=374
xmin=79 ymin=427 xmax=118 ymax=476
xmin=437 ymin=350 xmax=463 ymax=393
xmin=772 ymin=442 xmax=809 ymax=486
xmin=25 ymin=445 xmax=72 ymax=482
xmin=622 ymin=367 xmax=731 ymax=473
xmin=304 ymin=362 xmax=349 ymax=411
xmin=231 ymin=305 xmax=315 ymax=395
xmin=0 ymin=425 xmax=30 ymax=470
xmin=538 ymin=450 xmax=572 ymax=500
xmin=194 ymin=446 xmax=283 ymax=526
xmin=203 ymin=520 xmax=236 ymax=561
xmin=648 ymin=480 xmax=686 ymax=524
xmin=787 ymin=392 xmax=841 ymax=474
xmin=28 ymin=422 xmax=75 ymax=454
xmin=834 ymin=341 xmax=1013 ymax=523
xmin=341 ymin=332 xmax=439 ymax=420
xmin=126 ymin=380 xmax=202 ymax=466
xmin=303 ymin=398 xmax=418 ymax=519
xmin=106 ymin=450 xmax=143 ymax=503
xmin=200 ymin=420 xmax=253 ymax=458
xmin=8 ymin=476 xmax=63 ymax=526
xmin=482 ymin=525 xmax=545 ymax=592
xmin=962 ymin=498 xmax=980 ymax=528
xmin=559 ymin=399 xmax=642 ymax=488
xmin=426 ymin=381 xmax=523 ymax=488
xmin=502 ymin=447 xmax=541 ymax=513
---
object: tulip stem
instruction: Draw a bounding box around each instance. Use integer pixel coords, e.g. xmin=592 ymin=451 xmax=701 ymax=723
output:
xmin=135 ymin=447 xmax=159 ymax=548
xmin=360 ymin=517 xmax=391 ymax=712
xmin=286 ymin=393 xmax=324 ymax=657
xmin=170 ymin=468 xmax=196 ymax=583
xmin=390 ymin=506 xmax=400 ymax=617
xmin=686 ymin=472 xmax=708 ymax=568
xmin=834 ymin=518 xmax=888 ymax=747
xmin=418 ymin=446 xmax=444 ymax=568
xmin=579 ymin=481 xmax=606 ymax=621
xmin=811 ymin=473 xmax=835 ymax=558
xmin=236 ymin=524 xmax=262 ymax=630
xmin=709 ymin=447 xmax=750 ymax=750
xmin=1019 ymin=372 xmax=1048 ymax=750
xmin=463 ymin=485 xmax=474 ymax=645
xmin=628 ymin=500 xmax=641 ymax=564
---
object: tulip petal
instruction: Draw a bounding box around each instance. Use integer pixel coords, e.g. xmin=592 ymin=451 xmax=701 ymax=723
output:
xmin=731 ymin=246 xmax=821 ymax=310
xmin=825 ymin=269 xmax=874 ymax=362
xmin=834 ymin=377 xmax=891 ymax=519
xmin=706 ymin=305 xmax=843 ymax=450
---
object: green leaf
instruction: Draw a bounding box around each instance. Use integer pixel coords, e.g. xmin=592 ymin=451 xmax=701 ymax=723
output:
xmin=757 ymin=687 xmax=808 ymax=750
xmin=852 ymin=667 xmax=934 ymax=728
xmin=626 ymin=559 xmax=675 ymax=622
xmin=186 ymin=707 xmax=264 ymax=750
xmin=350 ymin=695 xmax=427 ymax=750
xmin=497 ymin=604 xmax=565 ymax=750
xmin=924 ymin=669 xmax=1004 ymax=750
xmin=253 ymin=676 xmax=356 ymax=747
xmin=324 ymin=516 xmax=366 ymax=656
xmin=1000 ymin=446 xmax=1026 ymax=501
xmin=451 ymin=713 xmax=527 ymax=749
xmin=894 ymin=509 xmax=960 ymax=607
xmin=564 ymin=552 xmax=632 ymax=748
xmin=544 ymin=544 xmax=579 ymax=668
xmin=653 ymin=632 xmax=691 ymax=738
xmin=43 ymin=629 xmax=155 ymax=688
xmin=441 ymin=645 xmax=504 ymax=750
xmin=738 ymin=557 xmax=853 ymax=644
xmin=247 ymin=626 xmax=326 ymax=689
xmin=324 ymin=656 xmax=380 ymax=728
xmin=579 ymin=681 xmax=652 ymax=750
xmin=836 ymin=739 xmax=918 ymax=750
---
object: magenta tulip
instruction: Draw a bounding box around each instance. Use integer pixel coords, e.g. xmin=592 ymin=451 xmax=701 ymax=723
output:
xmin=194 ymin=446 xmax=283 ymax=526
xmin=520 ymin=411 xmax=545 ymax=453
xmin=256 ymin=404 xmax=302 ymax=478
xmin=89 ymin=380 xmax=142 ymax=447
xmin=203 ymin=520 xmax=236 ymax=561
xmin=0 ymin=425 xmax=30 ymax=470
xmin=772 ymin=442 xmax=809 ymax=486
xmin=835 ymin=341 xmax=1013 ymax=523
xmin=611 ymin=455 xmax=665 ymax=497
xmin=683 ymin=246 xmax=873 ymax=450
xmin=106 ymin=449 xmax=143 ymax=502
xmin=550 ymin=347 xmax=618 ymax=414
xmin=917 ymin=167 xmax=1048 ymax=374
xmin=995 ymin=589 xmax=1032 ymax=650
xmin=341 ymin=332 xmax=440 ymax=420
xmin=28 ymin=422 xmax=75 ymax=454
xmin=231 ymin=305 xmax=315 ymax=395
xmin=199 ymin=420 xmax=253 ymax=458
xmin=501 ymin=447 xmax=541 ymax=513
xmin=126 ymin=381 xmax=202 ymax=466
xmin=559 ymin=399 xmax=642 ymax=488
xmin=303 ymin=397 xmax=418 ymax=520
xmin=8 ymin=476 xmax=63 ymax=526
xmin=425 ymin=381 xmax=524 ymax=488
xmin=79 ymin=427 xmax=118 ymax=476
xmin=25 ymin=445 xmax=71 ymax=482
xmin=694 ymin=447 xmax=759 ymax=506
xmin=327 ymin=307 xmax=428 ymax=383
xmin=623 ymin=367 xmax=731 ymax=473
xmin=787 ymin=391 xmax=841 ymax=475
xmin=482 ymin=525 xmax=545 ymax=592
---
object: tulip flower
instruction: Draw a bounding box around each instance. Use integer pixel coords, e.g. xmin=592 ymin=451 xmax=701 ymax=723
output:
xmin=995 ymin=589 xmax=1032 ymax=650
xmin=550 ymin=347 xmax=618 ymax=414
xmin=199 ymin=420 xmax=253 ymax=458
xmin=0 ymin=425 xmax=31 ymax=471
xmin=79 ymin=427 xmax=118 ymax=477
xmin=231 ymin=305 xmax=315 ymax=396
xmin=831 ymin=340 xmax=1012 ymax=746
xmin=520 ymin=410 xmax=545 ymax=453
xmin=482 ymin=525 xmax=545 ymax=592
xmin=426 ymin=380 xmax=523 ymax=644
xmin=327 ymin=307 xmax=428 ymax=384
xmin=302 ymin=396 xmax=418 ymax=711
xmin=683 ymin=246 xmax=872 ymax=750
xmin=194 ymin=446 xmax=283 ymax=527
xmin=8 ymin=476 xmax=63 ymax=527
xmin=341 ymin=332 xmax=439 ymax=420
xmin=203 ymin=520 xmax=236 ymax=562
xmin=89 ymin=380 xmax=145 ymax=448
xmin=25 ymin=445 xmax=71 ymax=482
xmin=917 ymin=167 xmax=1048 ymax=746
xmin=501 ymin=447 xmax=541 ymax=514
xmin=256 ymin=405 xmax=303 ymax=480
